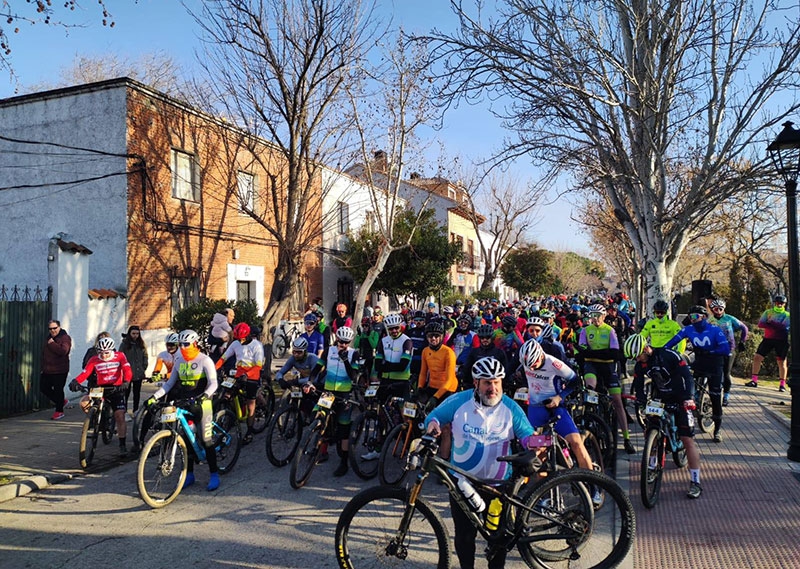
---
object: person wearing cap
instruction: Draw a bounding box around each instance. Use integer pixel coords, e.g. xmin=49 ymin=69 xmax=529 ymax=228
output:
xmin=300 ymin=313 xmax=326 ymax=358
xmin=748 ymin=294 xmax=790 ymax=391
xmin=665 ymin=305 xmax=729 ymax=442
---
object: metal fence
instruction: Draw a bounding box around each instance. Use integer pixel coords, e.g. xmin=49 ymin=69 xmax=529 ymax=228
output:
xmin=0 ymin=285 xmax=52 ymax=417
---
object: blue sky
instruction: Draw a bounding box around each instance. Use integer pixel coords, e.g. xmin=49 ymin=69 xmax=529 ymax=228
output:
xmin=0 ymin=0 xmax=589 ymax=253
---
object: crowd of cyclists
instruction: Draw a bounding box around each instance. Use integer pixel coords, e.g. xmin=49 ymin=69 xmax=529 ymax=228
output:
xmin=64 ymin=289 xmax=789 ymax=506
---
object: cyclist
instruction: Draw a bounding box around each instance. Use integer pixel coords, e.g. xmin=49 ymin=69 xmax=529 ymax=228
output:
xmin=354 ymin=316 xmax=380 ymax=380
xmin=641 ymin=299 xmax=685 ymax=352
xmin=145 ymin=329 xmax=221 ymax=491
xmin=707 ymin=298 xmax=749 ymax=405
xmin=447 ymin=314 xmax=476 ymax=376
xmin=517 ymin=339 xmax=596 ymax=477
xmin=372 ymin=312 xmax=414 ymax=399
xmin=424 ymin=356 xmax=535 ymax=569
xmin=418 ymin=321 xmax=458 ymax=411
xmin=491 ymin=314 xmax=525 ymax=384
xmin=665 ymin=306 xmax=730 ymax=442
xmin=625 ymin=334 xmax=703 ymax=499
xmin=70 ymin=336 xmax=133 ymax=457
xmin=305 ymin=326 xmax=360 ymax=476
xmin=577 ymin=304 xmax=634 ymax=454
xmin=151 ymin=333 xmax=179 ymax=382
xmin=462 ymin=324 xmax=508 ymax=390
xmin=748 ymin=294 xmax=790 ymax=391
xmin=215 ymin=322 xmax=265 ymax=445
xmin=300 ymin=313 xmax=326 ymax=358
xmin=276 ymin=337 xmax=319 ymax=390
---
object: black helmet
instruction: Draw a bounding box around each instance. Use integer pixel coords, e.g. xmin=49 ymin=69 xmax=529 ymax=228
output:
xmin=688 ymin=305 xmax=708 ymax=316
xmin=501 ymin=315 xmax=517 ymax=328
xmin=476 ymin=324 xmax=494 ymax=338
xmin=425 ymin=321 xmax=445 ymax=335
xmin=774 ymin=294 xmax=787 ymax=304
xmin=653 ymin=300 xmax=669 ymax=313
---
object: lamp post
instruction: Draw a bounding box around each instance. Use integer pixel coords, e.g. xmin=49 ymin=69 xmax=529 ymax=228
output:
xmin=767 ymin=121 xmax=800 ymax=462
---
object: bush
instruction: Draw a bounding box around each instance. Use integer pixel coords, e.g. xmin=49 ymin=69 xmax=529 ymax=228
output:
xmin=171 ymin=298 xmax=261 ymax=342
xmin=732 ymin=326 xmax=780 ymax=378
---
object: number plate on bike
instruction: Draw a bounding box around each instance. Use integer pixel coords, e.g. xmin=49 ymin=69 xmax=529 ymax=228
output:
xmin=89 ymin=387 xmax=104 ymax=398
xmin=403 ymin=402 xmax=417 ymax=417
xmin=514 ymin=388 xmax=528 ymax=401
xmin=160 ymin=411 xmax=177 ymax=422
xmin=365 ymin=385 xmax=379 ymax=398
xmin=221 ymin=378 xmax=236 ymax=388
xmin=584 ymin=390 xmax=599 ymax=404
xmin=318 ymin=393 xmax=335 ymax=409
xmin=645 ymin=400 xmax=665 ymax=417
xmin=290 ymin=388 xmax=303 ymax=399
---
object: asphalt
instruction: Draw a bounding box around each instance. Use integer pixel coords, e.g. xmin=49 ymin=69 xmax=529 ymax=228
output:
xmin=2 ymin=375 xmax=799 ymax=568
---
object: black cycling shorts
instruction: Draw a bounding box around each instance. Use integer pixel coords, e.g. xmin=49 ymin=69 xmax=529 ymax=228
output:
xmin=756 ymin=338 xmax=789 ymax=359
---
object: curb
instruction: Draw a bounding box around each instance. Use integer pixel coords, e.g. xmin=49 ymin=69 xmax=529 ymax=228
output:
xmin=756 ymin=399 xmax=791 ymax=430
xmin=0 ymin=472 xmax=72 ymax=504
xmin=615 ymin=448 xmax=634 ymax=569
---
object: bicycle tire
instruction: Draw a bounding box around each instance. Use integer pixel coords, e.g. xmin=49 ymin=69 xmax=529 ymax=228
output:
xmin=137 ymin=429 xmax=188 ymax=509
xmin=379 ymin=422 xmax=412 ymax=486
xmin=575 ymin=411 xmax=614 ymax=468
xmin=273 ymin=334 xmax=288 ymax=358
xmin=348 ymin=411 xmax=381 ymax=480
xmin=517 ymin=469 xmax=635 ymax=569
xmin=581 ymin=430 xmax=604 ymax=473
xmin=290 ymin=417 xmax=324 ymax=489
xmin=641 ymin=428 xmax=664 ymax=509
xmin=133 ymin=404 xmax=161 ymax=449
xmin=335 ymin=484 xmax=451 ymax=569
xmin=101 ymin=404 xmax=115 ymax=445
xmin=79 ymin=407 xmax=100 ymax=469
xmin=697 ymin=391 xmax=714 ymax=434
xmin=266 ymin=405 xmax=303 ymax=467
xmin=214 ymin=408 xmax=241 ymax=474
xmin=252 ymin=383 xmax=275 ymax=434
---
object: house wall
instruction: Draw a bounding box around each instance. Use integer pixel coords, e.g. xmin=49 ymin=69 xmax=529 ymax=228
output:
xmin=448 ymin=211 xmax=482 ymax=296
xmin=0 ymin=84 xmax=129 ymax=292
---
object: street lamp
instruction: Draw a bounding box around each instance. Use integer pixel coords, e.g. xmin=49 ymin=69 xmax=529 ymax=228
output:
xmin=767 ymin=121 xmax=800 ymax=462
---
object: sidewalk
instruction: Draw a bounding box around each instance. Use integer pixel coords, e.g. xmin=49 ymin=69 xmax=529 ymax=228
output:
xmin=617 ymin=377 xmax=800 ymax=569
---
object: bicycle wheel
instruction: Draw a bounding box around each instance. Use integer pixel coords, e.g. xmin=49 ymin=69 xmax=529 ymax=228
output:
xmin=101 ymin=404 xmax=115 ymax=445
xmin=137 ymin=429 xmax=188 ymax=509
xmin=581 ymin=430 xmax=604 ymax=473
xmin=641 ymin=428 xmax=664 ymax=509
xmin=697 ymin=391 xmax=714 ymax=433
xmin=133 ymin=405 xmax=161 ymax=449
xmin=290 ymin=417 xmax=324 ymax=489
xmin=273 ymin=334 xmax=288 ymax=358
xmin=335 ymin=484 xmax=451 ymax=569
xmin=672 ymin=439 xmax=688 ymax=468
xmin=349 ymin=411 xmax=381 ymax=480
xmin=379 ymin=422 xmax=413 ymax=486
xmin=266 ymin=405 xmax=303 ymax=467
xmin=575 ymin=411 xmax=614 ymax=468
xmin=631 ymin=380 xmax=651 ymax=430
xmin=79 ymin=407 xmax=100 ymax=469
xmin=214 ymin=408 xmax=241 ymax=474
xmin=252 ymin=383 xmax=276 ymax=434
xmin=517 ymin=469 xmax=635 ymax=569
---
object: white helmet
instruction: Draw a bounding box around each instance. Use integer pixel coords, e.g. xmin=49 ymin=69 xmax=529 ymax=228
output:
xmin=472 ymin=357 xmax=506 ymax=380
xmin=336 ymin=326 xmax=355 ymax=343
xmin=519 ymin=339 xmax=544 ymax=369
xmin=527 ymin=317 xmax=546 ymax=327
xmin=178 ymin=329 xmax=199 ymax=345
xmin=97 ymin=337 xmax=116 ymax=352
xmin=165 ymin=332 xmax=180 ymax=344
xmin=588 ymin=304 xmax=606 ymax=316
xmin=383 ymin=313 xmax=405 ymax=328
xmin=292 ymin=337 xmax=309 ymax=351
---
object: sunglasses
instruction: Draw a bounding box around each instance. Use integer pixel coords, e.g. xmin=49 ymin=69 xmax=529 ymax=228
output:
xmin=688 ymin=313 xmax=703 ymax=320
xmin=166 ymin=343 xmax=178 ymax=348
xmin=48 ymin=327 xmax=59 ymax=331
xmin=426 ymin=333 xmax=442 ymax=339
xmin=387 ymin=326 xmax=401 ymax=332
xmin=179 ymin=342 xmax=192 ymax=347
xmin=337 ymin=340 xmax=351 ymax=345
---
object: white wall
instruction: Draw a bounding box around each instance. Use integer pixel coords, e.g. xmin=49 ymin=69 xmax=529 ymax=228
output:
xmin=0 ymin=84 xmax=129 ymax=293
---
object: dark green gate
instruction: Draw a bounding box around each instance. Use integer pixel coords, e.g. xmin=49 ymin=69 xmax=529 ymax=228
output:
xmin=0 ymin=285 xmax=52 ymax=417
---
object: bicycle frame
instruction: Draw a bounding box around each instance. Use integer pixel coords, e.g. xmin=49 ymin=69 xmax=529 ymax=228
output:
xmin=162 ymin=403 xmax=231 ymax=462
xmin=644 ymin=400 xmax=684 ymax=454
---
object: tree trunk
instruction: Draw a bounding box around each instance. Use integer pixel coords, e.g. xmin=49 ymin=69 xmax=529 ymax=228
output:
xmin=479 ymin=268 xmax=497 ymax=293
xmin=352 ymin=242 xmax=394 ymax=324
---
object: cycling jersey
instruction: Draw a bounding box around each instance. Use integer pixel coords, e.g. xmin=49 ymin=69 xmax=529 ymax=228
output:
xmin=373 ymin=334 xmax=413 ymax=381
xmin=75 ymin=352 xmax=132 ymax=387
xmin=523 ymin=354 xmax=577 ymax=406
xmin=578 ymin=323 xmax=619 ymax=363
xmin=419 ymin=344 xmax=458 ymax=398
xmin=447 ymin=328 xmax=476 ymax=365
xmin=631 ymin=348 xmax=693 ymax=402
xmin=424 ymin=389 xmax=534 ymax=480
xmin=313 ymin=345 xmax=359 ymax=392
xmin=301 ymin=330 xmax=326 ymax=356
xmin=758 ymin=307 xmax=790 ymax=341
xmin=152 ymin=350 xmax=176 ymax=375
xmin=218 ymin=339 xmax=265 ymax=379
xmin=708 ymin=313 xmax=748 ymax=355
xmin=155 ymin=352 xmax=218 ymax=399
xmin=664 ymin=320 xmax=730 ymax=356
xmin=276 ymin=353 xmax=319 ymax=385
xmin=641 ymin=316 xmax=684 ymax=350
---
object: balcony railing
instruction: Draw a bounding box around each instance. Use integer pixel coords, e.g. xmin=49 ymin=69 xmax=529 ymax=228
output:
xmin=457 ymin=254 xmax=482 ymax=273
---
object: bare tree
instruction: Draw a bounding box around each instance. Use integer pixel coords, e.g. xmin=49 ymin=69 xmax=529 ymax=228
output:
xmin=188 ymin=0 xmax=379 ymax=335
xmin=423 ymin=0 xmax=800 ymax=309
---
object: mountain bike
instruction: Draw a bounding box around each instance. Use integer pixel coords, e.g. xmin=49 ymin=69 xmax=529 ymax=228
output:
xmin=78 ymin=385 xmax=120 ymax=469
xmin=272 ymin=320 xmax=301 ymax=358
xmin=265 ymin=385 xmax=318 ymax=467
xmin=289 ymin=389 xmax=350 ymax=489
xmin=378 ymin=397 xmax=428 ymax=486
xmin=568 ymin=387 xmax=615 ymax=469
xmin=335 ymin=434 xmax=635 ymax=569
xmin=348 ymin=384 xmax=405 ymax=480
xmin=640 ymin=399 xmax=688 ymax=509
xmin=216 ymin=370 xmax=275 ymax=437
xmin=137 ymin=398 xmax=242 ymax=508
xmin=691 ymin=372 xmax=714 ymax=433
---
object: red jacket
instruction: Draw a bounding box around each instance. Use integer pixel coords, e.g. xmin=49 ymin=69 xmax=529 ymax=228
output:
xmin=75 ymin=352 xmax=132 ymax=387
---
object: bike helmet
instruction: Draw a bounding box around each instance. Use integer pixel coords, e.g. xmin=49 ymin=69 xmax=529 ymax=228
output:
xmin=336 ymin=326 xmax=355 ymax=343
xmin=443 ymin=306 xmax=454 ymax=315
xmin=527 ymin=317 xmax=545 ymax=328
xmin=383 ymin=313 xmax=405 ymax=329
xmin=519 ymin=339 xmax=544 ymax=369
xmin=540 ymin=323 xmax=553 ymax=340
xmin=165 ymin=332 xmax=179 ymax=344
xmin=539 ymin=309 xmax=554 ymax=319
xmin=292 ymin=337 xmax=309 ymax=352
xmin=178 ymin=329 xmax=199 ymax=345
xmin=233 ymin=322 xmax=251 ymax=340
xmin=587 ymin=304 xmax=606 ymax=316
xmin=709 ymin=299 xmax=726 ymax=311
xmin=476 ymin=324 xmax=494 ymax=338
xmin=688 ymin=305 xmax=708 ymax=316
xmin=653 ymin=300 xmax=669 ymax=313
xmin=412 ymin=310 xmax=426 ymax=320
xmin=97 ymin=337 xmax=116 ymax=352
xmin=774 ymin=294 xmax=787 ymax=304
xmin=472 ymin=357 xmax=506 ymax=380
xmin=501 ymin=315 xmax=517 ymax=328
xmin=457 ymin=313 xmax=472 ymax=326
xmin=304 ymin=313 xmax=318 ymax=325
xmin=425 ymin=321 xmax=445 ymax=336
xmin=623 ymin=334 xmax=647 ymax=359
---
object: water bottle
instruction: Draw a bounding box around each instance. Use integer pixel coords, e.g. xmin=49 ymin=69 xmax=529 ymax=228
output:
xmin=187 ymin=419 xmax=196 ymax=435
xmin=485 ymin=498 xmax=503 ymax=531
xmin=457 ymin=478 xmax=485 ymax=513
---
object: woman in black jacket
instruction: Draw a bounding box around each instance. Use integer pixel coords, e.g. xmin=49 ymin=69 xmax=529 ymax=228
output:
xmin=120 ymin=325 xmax=148 ymax=416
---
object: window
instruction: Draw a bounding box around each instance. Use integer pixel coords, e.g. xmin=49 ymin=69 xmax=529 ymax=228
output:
xmin=171 ymin=149 xmax=200 ymax=202
xmin=467 ymin=239 xmax=475 ymax=269
xmin=236 ymin=280 xmax=255 ymax=302
xmin=338 ymin=201 xmax=350 ymax=234
xmin=171 ymin=276 xmax=200 ymax=320
xmin=237 ymin=171 xmax=255 ymax=213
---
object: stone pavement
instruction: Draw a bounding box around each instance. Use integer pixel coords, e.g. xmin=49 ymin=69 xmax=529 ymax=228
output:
xmin=2 ymin=374 xmax=800 ymax=568
xmin=616 ymin=377 xmax=800 ymax=569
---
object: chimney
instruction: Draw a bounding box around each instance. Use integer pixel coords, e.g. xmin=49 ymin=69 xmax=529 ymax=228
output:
xmin=373 ymin=150 xmax=387 ymax=173
xmin=410 ymin=172 xmax=420 ymax=180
